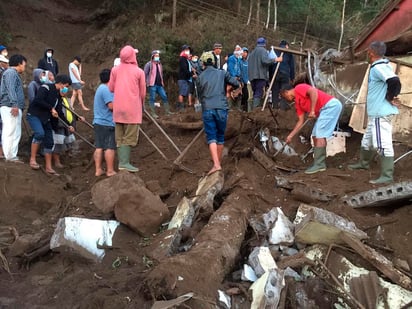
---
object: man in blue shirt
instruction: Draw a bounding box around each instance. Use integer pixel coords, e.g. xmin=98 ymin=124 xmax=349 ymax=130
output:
xmin=349 ymin=41 xmax=401 ymax=184
xmin=93 ymin=68 xmax=116 ymax=177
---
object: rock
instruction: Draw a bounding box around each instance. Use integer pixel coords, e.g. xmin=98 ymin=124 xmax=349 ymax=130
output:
xmin=267 ymin=207 xmax=295 ymax=245
xmin=91 ymin=173 xmax=145 ymax=214
xmin=114 ymin=186 xmax=169 ymax=236
xmin=50 ymin=217 xmax=120 ymax=262
xmin=168 ymin=197 xmax=194 ymax=230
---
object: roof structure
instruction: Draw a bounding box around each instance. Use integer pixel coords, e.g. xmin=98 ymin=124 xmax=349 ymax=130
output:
xmin=353 ymin=0 xmax=412 ymax=56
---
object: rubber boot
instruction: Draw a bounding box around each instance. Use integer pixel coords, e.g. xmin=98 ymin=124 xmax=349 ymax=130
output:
xmin=252 ymin=98 xmax=261 ymax=110
xmin=247 ymin=100 xmax=253 ymax=112
xmin=164 ymin=102 xmax=174 ymax=115
xmin=370 ymin=156 xmax=394 ymax=184
xmin=348 ymin=148 xmax=375 ymax=170
xmin=149 ymin=105 xmax=159 ymax=119
xmin=304 ymin=147 xmax=326 ymax=174
xmin=118 ymin=145 xmax=139 ymax=172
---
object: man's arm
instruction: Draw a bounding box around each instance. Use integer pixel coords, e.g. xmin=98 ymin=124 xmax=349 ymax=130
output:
xmin=306 ymin=87 xmax=318 ymax=118
xmin=286 ymin=113 xmax=305 ymax=144
xmin=386 ymin=76 xmax=401 ymax=102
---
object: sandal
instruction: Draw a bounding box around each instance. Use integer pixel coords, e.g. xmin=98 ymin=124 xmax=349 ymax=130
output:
xmin=30 ymin=162 xmax=40 ymax=170
xmin=46 ymin=169 xmax=60 ymax=176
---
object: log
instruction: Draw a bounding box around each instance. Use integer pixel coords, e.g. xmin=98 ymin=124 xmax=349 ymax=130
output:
xmin=158 ymin=119 xmax=203 ymax=130
xmin=144 ymin=181 xmax=254 ymax=302
xmin=340 ymin=231 xmax=412 ymax=290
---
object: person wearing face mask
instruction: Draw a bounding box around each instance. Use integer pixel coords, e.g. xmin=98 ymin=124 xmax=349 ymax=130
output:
xmin=27 ymin=74 xmax=72 ymax=174
xmin=38 ymin=48 xmax=59 ymax=76
xmin=51 ymin=83 xmax=83 ymax=169
xmin=0 ymin=45 xmax=8 ymax=58
xmin=227 ymin=45 xmax=243 ymax=110
xmin=28 ymin=69 xmax=47 ymax=105
xmin=143 ymin=50 xmax=172 ymax=118
xmin=177 ymin=44 xmax=193 ymax=111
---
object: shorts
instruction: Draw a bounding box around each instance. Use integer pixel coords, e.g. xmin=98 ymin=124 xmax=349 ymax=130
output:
xmin=94 ymin=124 xmax=116 ymax=150
xmin=312 ymin=98 xmax=342 ymax=139
xmin=178 ymin=80 xmax=190 ymax=97
xmin=72 ymin=82 xmax=82 ymax=90
xmin=202 ymin=109 xmax=228 ymax=145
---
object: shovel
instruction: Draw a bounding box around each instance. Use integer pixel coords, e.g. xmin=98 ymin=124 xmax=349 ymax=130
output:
xmin=273 ymin=118 xmax=310 ymax=159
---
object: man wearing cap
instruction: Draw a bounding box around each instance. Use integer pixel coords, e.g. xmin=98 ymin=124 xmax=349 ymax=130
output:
xmin=177 ymin=44 xmax=193 ymax=111
xmin=248 ymin=37 xmax=282 ymax=110
xmin=196 ymin=51 xmax=240 ymax=175
xmin=0 ymin=54 xmax=9 ymax=158
xmin=280 ymin=83 xmax=342 ymax=174
xmin=212 ymin=43 xmax=223 ymax=69
xmin=38 ymin=48 xmax=59 ymax=76
xmin=270 ymin=40 xmax=295 ymax=110
xmin=144 ymin=50 xmax=172 ymax=118
xmin=0 ymin=45 xmax=8 ymax=58
xmin=0 ymin=54 xmax=27 ymax=163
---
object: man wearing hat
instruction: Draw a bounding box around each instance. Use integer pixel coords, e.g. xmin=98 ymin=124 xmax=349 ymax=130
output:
xmin=248 ymin=37 xmax=283 ymax=110
xmin=270 ymin=40 xmax=295 ymax=110
xmin=212 ymin=43 xmax=223 ymax=69
xmin=0 ymin=45 xmax=8 ymax=58
xmin=143 ymin=50 xmax=172 ymax=118
xmin=0 ymin=54 xmax=9 ymax=158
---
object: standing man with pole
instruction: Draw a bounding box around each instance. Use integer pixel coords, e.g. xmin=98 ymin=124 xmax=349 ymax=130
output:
xmin=348 ymin=41 xmax=401 ymax=184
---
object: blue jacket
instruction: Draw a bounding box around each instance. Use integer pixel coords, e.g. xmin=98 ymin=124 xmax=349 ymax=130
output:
xmin=240 ymin=58 xmax=249 ymax=84
xmin=227 ymin=55 xmax=241 ymax=78
xmin=196 ymin=66 xmax=239 ymax=110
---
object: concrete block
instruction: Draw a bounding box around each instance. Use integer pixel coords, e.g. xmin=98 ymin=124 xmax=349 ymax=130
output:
xmin=50 ymin=217 xmax=120 ymax=262
xmin=294 ymin=203 xmax=367 ymax=245
xmin=248 ymin=246 xmax=277 ymax=277
xmin=342 ymin=181 xmax=412 ymax=208
xmin=250 ymin=268 xmax=285 ymax=309
xmin=267 ymin=208 xmax=295 ymax=245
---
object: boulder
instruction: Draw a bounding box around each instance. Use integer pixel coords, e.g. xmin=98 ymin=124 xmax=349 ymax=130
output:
xmin=91 ymin=173 xmax=145 ymax=214
xmin=114 ymin=185 xmax=169 ymax=236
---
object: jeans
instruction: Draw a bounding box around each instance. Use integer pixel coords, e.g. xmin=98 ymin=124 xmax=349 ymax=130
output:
xmin=202 ymin=109 xmax=228 ymax=144
xmin=149 ymin=85 xmax=168 ymax=108
xmin=26 ymin=113 xmax=54 ymax=153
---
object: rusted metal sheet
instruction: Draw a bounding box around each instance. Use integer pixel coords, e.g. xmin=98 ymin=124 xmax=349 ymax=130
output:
xmin=354 ymin=0 xmax=412 ymax=55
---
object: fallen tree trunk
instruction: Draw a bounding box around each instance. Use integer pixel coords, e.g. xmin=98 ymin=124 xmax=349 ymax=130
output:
xmin=144 ymin=180 xmax=254 ymax=304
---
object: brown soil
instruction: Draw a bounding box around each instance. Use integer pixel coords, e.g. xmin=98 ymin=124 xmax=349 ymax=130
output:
xmin=1 ymin=1 xmax=412 ymax=308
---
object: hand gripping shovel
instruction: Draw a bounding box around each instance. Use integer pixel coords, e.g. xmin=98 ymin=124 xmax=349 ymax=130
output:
xmin=273 ymin=118 xmax=310 ymax=159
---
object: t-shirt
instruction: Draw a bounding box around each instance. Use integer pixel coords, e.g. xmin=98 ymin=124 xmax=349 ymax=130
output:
xmin=367 ymin=59 xmax=399 ymax=117
xmin=294 ymin=84 xmax=333 ymax=117
xmin=93 ymin=84 xmax=114 ymax=127
xmin=69 ymin=62 xmax=81 ymax=83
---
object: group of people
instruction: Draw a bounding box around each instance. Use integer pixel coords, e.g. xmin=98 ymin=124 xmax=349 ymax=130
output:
xmin=0 ymin=39 xmax=402 ymax=183
xmin=0 ymin=46 xmax=87 ymax=175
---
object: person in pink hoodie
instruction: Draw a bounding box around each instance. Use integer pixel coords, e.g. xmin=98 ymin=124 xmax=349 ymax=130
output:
xmin=108 ymin=45 xmax=146 ymax=172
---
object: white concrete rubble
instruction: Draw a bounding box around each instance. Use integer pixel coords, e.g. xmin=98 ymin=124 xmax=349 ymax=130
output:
xmin=50 ymin=217 xmax=120 ymax=261
xmin=248 ymin=246 xmax=277 ymax=277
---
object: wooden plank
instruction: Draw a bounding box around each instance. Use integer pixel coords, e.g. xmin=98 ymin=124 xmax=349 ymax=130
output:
xmin=340 ymin=231 xmax=412 ymax=291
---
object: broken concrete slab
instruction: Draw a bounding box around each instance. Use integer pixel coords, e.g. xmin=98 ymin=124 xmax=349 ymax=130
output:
xmin=91 ymin=173 xmax=146 ymax=214
xmin=248 ymin=246 xmax=277 ymax=277
xmin=342 ymin=181 xmax=412 ymax=208
xmin=250 ymin=268 xmax=285 ymax=309
xmin=267 ymin=208 xmax=295 ymax=245
xmin=114 ymin=187 xmax=169 ymax=237
xmin=291 ymin=183 xmax=335 ymax=203
xmin=146 ymin=228 xmax=182 ymax=262
xmin=294 ymin=203 xmax=367 ymax=245
xmin=50 ymin=217 xmax=120 ymax=262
